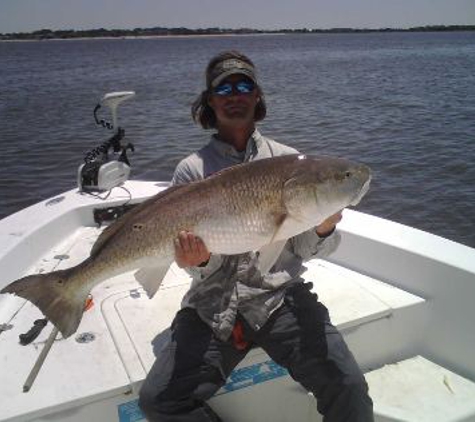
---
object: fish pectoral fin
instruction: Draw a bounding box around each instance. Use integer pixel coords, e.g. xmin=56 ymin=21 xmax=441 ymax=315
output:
xmin=134 ymin=263 xmax=171 ymax=298
xmin=272 ymin=213 xmax=311 ymax=243
xmin=253 ymin=211 xmax=292 ymax=274
xmin=257 ymin=240 xmax=287 ymax=274
xmin=256 ymin=211 xmax=312 ymax=274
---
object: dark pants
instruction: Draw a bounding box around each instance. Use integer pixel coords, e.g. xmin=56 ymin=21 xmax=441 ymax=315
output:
xmin=139 ymin=283 xmax=374 ymax=421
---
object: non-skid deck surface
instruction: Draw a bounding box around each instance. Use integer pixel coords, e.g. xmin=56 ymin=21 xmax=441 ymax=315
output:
xmin=0 ymin=226 xmax=130 ymax=422
xmin=366 ymin=356 xmax=475 ymax=421
xmin=1 ymin=225 xmax=426 ymax=422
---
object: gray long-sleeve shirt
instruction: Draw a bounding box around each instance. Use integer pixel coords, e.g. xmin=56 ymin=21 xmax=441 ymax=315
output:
xmin=171 ymin=129 xmax=340 ymax=341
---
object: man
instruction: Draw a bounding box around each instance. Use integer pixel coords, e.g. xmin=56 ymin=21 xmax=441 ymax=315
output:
xmin=139 ymin=50 xmax=374 ymax=421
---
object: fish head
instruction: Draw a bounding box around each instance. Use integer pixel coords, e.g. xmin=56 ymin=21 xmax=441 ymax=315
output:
xmin=283 ymin=155 xmax=372 ymax=226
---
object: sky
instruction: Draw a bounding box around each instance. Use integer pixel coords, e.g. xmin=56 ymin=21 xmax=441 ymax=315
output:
xmin=0 ymin=0 xmax=474 ymax=33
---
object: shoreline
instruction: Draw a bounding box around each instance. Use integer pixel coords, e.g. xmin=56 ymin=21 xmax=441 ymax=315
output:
xmin=0 ymin=33 xmax=285 ymax=42
xmin=2 ymin=26 xmax=475 ymax=42
xmin=2 ymin=30 xmax=475 ymax=43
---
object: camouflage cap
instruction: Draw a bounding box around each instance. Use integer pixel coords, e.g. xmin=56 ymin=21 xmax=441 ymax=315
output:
xmin=207 ymin=58 xmax=257 ymax=88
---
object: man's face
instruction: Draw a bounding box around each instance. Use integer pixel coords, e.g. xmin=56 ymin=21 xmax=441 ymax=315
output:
xmin=208 ymin=74 xmax=259 ymax=128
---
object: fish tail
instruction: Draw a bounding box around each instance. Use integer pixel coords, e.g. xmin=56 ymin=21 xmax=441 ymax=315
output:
xmin=1 ymin=267 xmax=89 ymax=339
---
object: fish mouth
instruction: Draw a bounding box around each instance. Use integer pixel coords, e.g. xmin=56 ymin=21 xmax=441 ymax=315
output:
xmin=351 ymin=176 xmax=371 ymax=206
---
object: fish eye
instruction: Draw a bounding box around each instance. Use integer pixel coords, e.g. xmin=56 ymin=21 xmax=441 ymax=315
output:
xmin=336 ymin=171 xmax=352 ymax=181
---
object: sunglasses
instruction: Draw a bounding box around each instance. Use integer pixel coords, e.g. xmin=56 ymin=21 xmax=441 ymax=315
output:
xmin=212 ymin=80 xmax=256 ymax=96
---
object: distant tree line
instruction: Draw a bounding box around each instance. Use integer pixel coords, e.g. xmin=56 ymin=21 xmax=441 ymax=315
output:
xmin=1 ymin=25 xmax=474 ymax=41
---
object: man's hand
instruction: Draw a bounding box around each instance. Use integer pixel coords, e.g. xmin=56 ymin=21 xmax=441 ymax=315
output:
xmin=174 ymin=230 xmax=211 ymax=268
xmin=316 ymin=211 xmax=343 ymax=238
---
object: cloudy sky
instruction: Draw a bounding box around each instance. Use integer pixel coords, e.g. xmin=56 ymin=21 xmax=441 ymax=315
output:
xmin=1 ymin=0 xmax=474 ymax=33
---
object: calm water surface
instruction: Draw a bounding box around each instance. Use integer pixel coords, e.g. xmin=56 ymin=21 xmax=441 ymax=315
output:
xmin=0 ymin=32 xmax=474 ymax=247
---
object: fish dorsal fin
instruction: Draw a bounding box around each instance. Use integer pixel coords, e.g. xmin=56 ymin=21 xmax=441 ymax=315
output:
xmin=90 ymin=185 xmax=185 ymax=257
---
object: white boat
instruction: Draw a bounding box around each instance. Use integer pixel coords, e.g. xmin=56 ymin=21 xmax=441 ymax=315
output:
xmin=1 ymin=94 xmax=475 ymax=422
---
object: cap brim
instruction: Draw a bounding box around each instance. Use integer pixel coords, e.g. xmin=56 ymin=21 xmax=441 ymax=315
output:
xmin=211 ymin=69 xmax=257 ymax=88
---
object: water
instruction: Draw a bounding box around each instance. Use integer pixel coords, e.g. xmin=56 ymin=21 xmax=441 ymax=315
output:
xmin=1 ymin=32 xmax=474 ymax=247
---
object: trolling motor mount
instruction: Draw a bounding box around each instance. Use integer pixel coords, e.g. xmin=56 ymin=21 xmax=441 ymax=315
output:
xmin=78 ymin=91 xmax=136 ymax=192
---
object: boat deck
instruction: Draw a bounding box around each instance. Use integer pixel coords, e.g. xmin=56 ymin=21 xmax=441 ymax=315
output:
xmin=1 ymin=181 xmax=475 ymax=421
xmin=0 ymin=223 xmax=429 ymax=422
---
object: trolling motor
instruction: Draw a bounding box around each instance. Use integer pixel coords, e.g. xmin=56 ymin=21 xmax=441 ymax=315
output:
xmin=78 ymin=91 xmax=136 ymax=192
